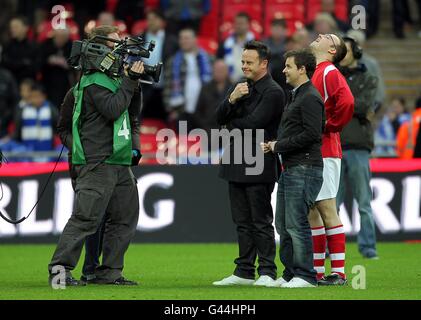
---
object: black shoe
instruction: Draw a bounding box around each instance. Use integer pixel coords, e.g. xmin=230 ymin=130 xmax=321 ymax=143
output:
xmin=49 ymin=275 xmax=86 ymax=287
xmin=80 ymin=275 xmax=96 ymax=284
xmin=91 ymin=276 xmax=138 ymax=286
xmin=318 ymin=274 xmax=347 ymax=286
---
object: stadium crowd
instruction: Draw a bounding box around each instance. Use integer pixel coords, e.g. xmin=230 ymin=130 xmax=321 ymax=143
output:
xmin=0 ymin=0 xmax=421 ymax=162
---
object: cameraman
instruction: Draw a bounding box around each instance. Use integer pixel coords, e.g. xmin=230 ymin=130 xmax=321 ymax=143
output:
xmin=49 ymin=26 xmax=143 ymax=286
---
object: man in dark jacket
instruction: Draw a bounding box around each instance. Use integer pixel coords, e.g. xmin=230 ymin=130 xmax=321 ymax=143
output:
xmin=1 ymin=16 xmax=38 ymax=84
xmin=337 ymin=36 xmax=378 ymax=259
xmin=263 ymin=49 xmax=325 ymax=288
xmin=48 ymin=26 xmax=143 ymax=286
xmin=213 ymin=41 xmax=285 ymax=287
xmin=57 ymin=77 xmax=142 ymax=283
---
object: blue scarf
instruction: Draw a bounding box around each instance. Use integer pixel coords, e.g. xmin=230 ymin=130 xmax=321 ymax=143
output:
xmin=21 ymin=101 xmax=53 ymax=151
xmin=170 ymin=49 xmax=212 ymax=106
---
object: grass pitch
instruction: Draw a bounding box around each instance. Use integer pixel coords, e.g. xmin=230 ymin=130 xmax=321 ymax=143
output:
xmin=0 ymin=242 xmax=420 ymax=300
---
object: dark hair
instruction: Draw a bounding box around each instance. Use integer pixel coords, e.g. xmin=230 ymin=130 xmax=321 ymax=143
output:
xmin=393 ymin=96 xmax=406 ymax=106
xmin=20 ymin=78 xmax=35 ymax=87
xmin=332 ymin=35 xmax=347 ymax=64
xmin=88 ymin=25 xmax=119 ymax=44
xmin=11 ymin=15 xmax=29 ymax=26
xmin=284 ymin=49 xmax=316 ymax=78
xmin=343 ymin=36 xmax=363 ymax=60
xmin=179 ymin=27 xmax=197 ymax=37
xmin=244 ymin=40 xmax=271 ymax=62
xmin=30 ymin=82 xmax=47 ymax=95
xmin=236 ymin=12 xmax=251 ymax=22
xmin=271 ymin=18 xmax=287 ymax=28
xmin=147 ymin=8 xmax=165 ymax=21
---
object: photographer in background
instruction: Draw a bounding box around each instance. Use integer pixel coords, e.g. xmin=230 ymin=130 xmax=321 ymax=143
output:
xmin=48 ymin=25 xmax=143 ymax=286
xmin=337 ymin=36 xmax=378 ymax=260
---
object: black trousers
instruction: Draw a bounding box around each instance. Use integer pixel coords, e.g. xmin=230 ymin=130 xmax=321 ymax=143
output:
xmin=49 ymin=163 xmax=139 ymax=281
xmin=228 ymin=182 xmax=277 ymax=280
xmin=70 ymin=162 xmax=106 ymax=277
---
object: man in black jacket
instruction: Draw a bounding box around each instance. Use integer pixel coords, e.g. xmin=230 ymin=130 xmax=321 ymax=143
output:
xmin=337 ymin=36 xmax=378 ymax=259
xmin=1 ymin=16 xmax=38 ymax=85
xmin=262 ymin=49 xmax=325 ymax=288
xmin=213 ymin=41 xmax=285 ymax=287
xmin=48 ymin=26 xmax=143 ymax=286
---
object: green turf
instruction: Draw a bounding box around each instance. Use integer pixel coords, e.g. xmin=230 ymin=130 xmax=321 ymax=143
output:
xmin=0 ymin=242 xmax=420 ymax=300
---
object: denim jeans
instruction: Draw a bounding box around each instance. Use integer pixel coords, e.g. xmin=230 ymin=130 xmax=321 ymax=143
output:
xmin=275 ymin=164 xmax=323 ymax=285
xmin=337 ymin=149 xmax=377 ymax=257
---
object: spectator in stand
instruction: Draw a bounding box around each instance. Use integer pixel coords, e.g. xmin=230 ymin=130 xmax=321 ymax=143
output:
xmin=161 ymin=0 xmax=211 ymax=35
xmin=18 ymin=78 xmax=35 ymax=109
xmin=193 ymin=59 xmax=232 ymax=135
xmin=374 ymin=107 xmax=398 ymax=157
xmin=390 ymin=97 xmax=411 ymax=135
xmin=319 ymin=0 xmax=350 ymax=33
xmin=12 ymin=82 xmax=58 ymax=153
xmin=392 ymin=0 xmax=421 ymax=38
xmin=311 ymin=13 xmax=341 ymax=40
xmin=39 ymin=27 xmax=74 ymax=108
xmin=164 ymin=28 xmax=212 ymax=132
xmin=263 ymin=19 xmax=288 ymax=91
xmin=0 ymin=0 xmax=17 ymax=45
xmin=396 ymin=98 xmax=421 ymax=159
xmin=288 ymin=27 xmax=312 ymax=51
xmin=217 ymin=12 xmax=255 ymax=82
xmin=1 ymin=16 xmax=39 ymax=85
xmin=85 ymin=11 xmax=128 ymax=38
xmin=139 ymin=9 xmax=179 ymax=121
xmin=0 ymin=65 xmax=19 ymax=138
xmin=98 ymin=11 xmax=116 ymax=26
xmin=374 ymin=98 xmax=410 ymax=157
xmin=346 ymin=30 xmax=385 ymax=113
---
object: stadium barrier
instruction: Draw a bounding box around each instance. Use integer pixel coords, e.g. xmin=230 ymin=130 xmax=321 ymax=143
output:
xmin=0 ymin=160 xmax=420 ymax=243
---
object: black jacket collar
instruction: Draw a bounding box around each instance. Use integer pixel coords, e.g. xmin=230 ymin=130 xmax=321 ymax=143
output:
xmin=251 ymin=73 xmax=272 ymax=94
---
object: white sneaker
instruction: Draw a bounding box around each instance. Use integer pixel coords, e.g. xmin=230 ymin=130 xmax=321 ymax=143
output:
xmin=281 ymin=277 xmax=316 ymax=288
xmin=253 ymin=275 xmax=275 ymax=286
xmin=266 ymin=277 xmax=288 ymax=287
xmin=212 ymin=275 xmax=255 ymax=286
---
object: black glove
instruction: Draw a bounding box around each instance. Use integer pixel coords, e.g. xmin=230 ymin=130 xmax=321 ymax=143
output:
xmin=128 ymin=69 xmax=142 ymax=81
xmin=131 ymin=149 xmax=142 ymax=166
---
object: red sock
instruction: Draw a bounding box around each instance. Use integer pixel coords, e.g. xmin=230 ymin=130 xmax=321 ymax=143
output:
xmin=311 ymin=226 xmax=326 ymax=280
xmin=326 ymin=225 xmax=346 ymax=279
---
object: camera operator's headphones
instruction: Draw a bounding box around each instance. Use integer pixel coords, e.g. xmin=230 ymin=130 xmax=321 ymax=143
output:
xmin=343 ymin=36 xmax=363 ymax=60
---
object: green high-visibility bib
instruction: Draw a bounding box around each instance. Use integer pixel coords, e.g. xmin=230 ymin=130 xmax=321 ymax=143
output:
xmin=72 ymin=72 xmax=132 ymax=165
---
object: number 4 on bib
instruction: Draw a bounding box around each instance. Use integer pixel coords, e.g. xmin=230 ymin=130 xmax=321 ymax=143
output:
xmin=118 ymin=115 xmax=130 ymax=140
